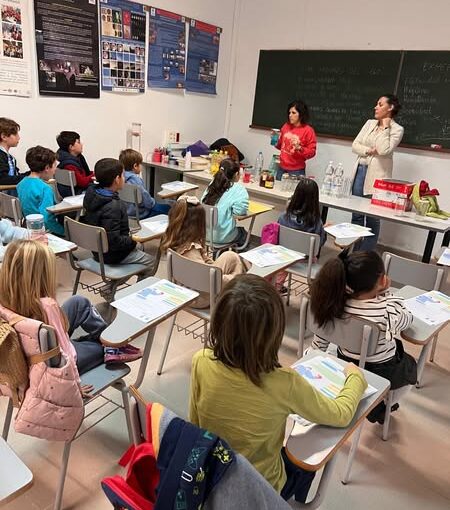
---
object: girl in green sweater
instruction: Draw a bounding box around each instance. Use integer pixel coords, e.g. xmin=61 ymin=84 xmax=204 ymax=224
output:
xmin=189 ymin=274 xmax=367 ymax=503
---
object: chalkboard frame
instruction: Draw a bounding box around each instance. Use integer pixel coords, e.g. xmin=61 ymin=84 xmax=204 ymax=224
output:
xmin=250 ymin=50 xmax=450 ymax=154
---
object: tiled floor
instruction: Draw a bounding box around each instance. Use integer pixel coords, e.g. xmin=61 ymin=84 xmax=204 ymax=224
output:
xmin=1 ymin=244 xmax=450 ymax=509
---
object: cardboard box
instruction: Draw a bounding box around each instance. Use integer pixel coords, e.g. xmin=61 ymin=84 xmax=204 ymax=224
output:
xmin=371 ymin=179 xmax=414 ymax=209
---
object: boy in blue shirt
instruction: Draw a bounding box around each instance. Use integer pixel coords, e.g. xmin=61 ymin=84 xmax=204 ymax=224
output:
xmin=0 ymin=117 xmax=26 ymax=187
xmin=118 ymin=149 xmax=170 ymax=218
xmin=17 ymin=146 xmax=64 ymax=236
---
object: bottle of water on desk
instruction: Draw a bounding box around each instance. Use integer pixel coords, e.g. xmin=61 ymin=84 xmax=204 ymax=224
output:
xmin=254 ymin=151 xmax=264 ymax=181
xmin=26 ymin=214 xmax=47 ymax=243
xmin=332 ymin=163 xmax=344 ymax=198
xmin=321 ymin=161 xmax=335 ymax=195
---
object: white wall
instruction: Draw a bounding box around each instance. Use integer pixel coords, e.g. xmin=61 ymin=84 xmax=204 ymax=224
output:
xmin=226 ymin=0 xmax=450 ymax=256
xmin=0 ymin=0 xmax=236 ymax=169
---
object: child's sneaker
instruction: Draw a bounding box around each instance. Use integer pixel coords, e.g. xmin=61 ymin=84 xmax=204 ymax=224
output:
xmin=104 ymin=345 xmax=143 ymax=364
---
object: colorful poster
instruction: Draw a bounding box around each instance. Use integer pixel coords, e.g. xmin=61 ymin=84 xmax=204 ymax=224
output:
xmin=147 ymin=7 xmax=185 ymax=89
xmin=186 ymin=19 xmax=221 ymax=94
xmin=100 ymin=0 xmax=146 ymax=93
xmin=34 ymin=0 xmax=100 ymax=98
xmin=0 ymin=0 xmax=31 ymax=97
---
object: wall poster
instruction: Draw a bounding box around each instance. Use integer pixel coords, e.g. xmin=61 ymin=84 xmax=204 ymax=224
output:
xmin=100 ymin=0 xmax=146 ymax=93
xmin=34 ymin=0 xmax=100 ymax=98
xmin=0 ymin=0 xmax=32 ymax=97
xmin=186 ymin=19 xmax=221 ymax=94
xmin=147 ymin=6 xmax=185 ymax=89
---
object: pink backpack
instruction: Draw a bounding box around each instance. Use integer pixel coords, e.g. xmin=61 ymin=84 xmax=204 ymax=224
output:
xmin=101 ymin=403 xmax=159 ymax=510
xmin=260 ymin=222 xmax=279 ymax=245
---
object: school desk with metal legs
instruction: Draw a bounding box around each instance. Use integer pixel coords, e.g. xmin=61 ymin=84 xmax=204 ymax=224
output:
xmin=394 ymin=285 xmax=450 ymax=388
xmin=284 ymin=351 xmax=390 ymax=507
xmin=100 ymin=276 xmax=198 ymax=389
xmin=0 ymin=437 xmax=33 ymax=506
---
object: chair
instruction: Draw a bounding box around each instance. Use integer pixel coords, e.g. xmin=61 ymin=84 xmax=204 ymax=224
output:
xmin=157 ymin=249 xmax=222 ymax=375
xmin=65 ymin=217 xmax=155 ymax=302
xmin=278 ymin=225 xmax=323 ymax=305
xmin=383 ymin=251 xmax=447 ymax=383
xmin=129 ymin=386 xmax=336 ymax=509
xmin=54 ymin=168 xmax=76 ymax=198
xmin=118 ymin=183 xmax=143 ymax=229
xmin=0 ymin=191 xmax=23 ymax=225
xmin=2 ymin=324 xmax=132 ymax=510
xmin=299 ymin=294 xmax=396 ymax=464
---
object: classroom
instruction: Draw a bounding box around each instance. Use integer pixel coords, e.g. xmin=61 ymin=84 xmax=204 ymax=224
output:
xmin=0 ymin=0 xmax=449 ymax=509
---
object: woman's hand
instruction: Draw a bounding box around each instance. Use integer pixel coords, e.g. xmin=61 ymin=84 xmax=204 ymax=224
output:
xmin=366 ymin=147 xmax=378 ymax=156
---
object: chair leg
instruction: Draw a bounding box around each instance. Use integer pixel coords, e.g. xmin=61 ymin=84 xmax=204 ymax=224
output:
xmin=286 ymin=273 xmax=292 ymax=306
xmin=342 ymin=421 xmax=364 ymax=484
xmin=54 ymin=441 xmax=72 ymax=510
xmin=157 ymin=314 xmax=176 ymax=375
xmin=429 ymin=334 xmax=438 ymax=363
xmin=116 ymin=380 xmax=133 ymax=444
xmin=416 ymin=340 xmax=433 ymax=389
xmin=382 ymin=391 xmax=394 ymax=441
xmin=72 ymin=270 xmax=81 ymax=295
xmin=2 ymin=399 xmax=13 ymax=440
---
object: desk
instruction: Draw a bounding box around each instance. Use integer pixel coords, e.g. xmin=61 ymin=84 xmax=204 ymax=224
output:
xmin=395 ymin=285 xmax=449 ymax=387
xmin=244 ymin=243 xmax=305 ymax=280
xmin=47 ymin=198 xmax=83 ymax=216
xmin=131 ymin=215 xmax=168 ymax=243
xmin=157 ymin=182 xmax=199 ymax=200
xmin=47 ymin=233 xmax=77 ymax=256
xmin=185 ymin=172 xmax=450 ymax=262
xmin=142 ymin=162 xmax=204 ymax=197
xmin=320 ymin=195 xmax=450 ymax=263
xmin=100 ymin=277 xmax=198 ymax=389
xmin=0 ymin=185 xmax=16 ymax=192
xmin=0 ymin=437 xmax=33 ymax=505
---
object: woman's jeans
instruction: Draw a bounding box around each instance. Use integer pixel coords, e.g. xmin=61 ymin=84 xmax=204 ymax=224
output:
xmin=351 ymin=164 xmax=380 ymax=251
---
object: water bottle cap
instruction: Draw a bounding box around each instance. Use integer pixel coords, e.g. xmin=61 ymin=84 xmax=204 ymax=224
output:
xmin=26 ymin=214 xmax=44 ymax=222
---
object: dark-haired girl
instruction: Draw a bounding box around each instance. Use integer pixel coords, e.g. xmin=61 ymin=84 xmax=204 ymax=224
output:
xmin=351 ymin=94 xmax=404 ymax=250
xmin=190 ymin=274 xmax=367 ymax=503
xmin=160 ymin=195 xmax=246 ymax=308
xmin=278 ymin=177 xmax=326 ymax=247
xmin=309 ymin=250 xmax=417 ymax=423
xmin=275 ymin=99 xmax=317 ymax=180
xmin=202 ymin=158 xmax=249 ymax=245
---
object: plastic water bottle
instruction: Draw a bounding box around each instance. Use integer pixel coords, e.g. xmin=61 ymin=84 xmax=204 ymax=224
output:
xmin=281 ymin=173 xmax=289 ymax=192
xmin=254 ymin=151 xmax=264 ymax=179
xmin=333 ymin=163 xmax=345 ymax=198
xmin=184 ymin=150 xmax=192 ymax=170
xmin=321 ymin=161 xmax=335 ymax=195
xmin=26 ymin=214 xmax=47 ymax=243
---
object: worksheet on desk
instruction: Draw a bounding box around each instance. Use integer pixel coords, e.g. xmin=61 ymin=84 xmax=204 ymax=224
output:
xmin=325 ymin=223 xmax=373 ymax=239
xmin=61 ymin=194 xmax=85 ymax=206
xmin=161 ymin=181 xmax=195 ymax=191
xmin=437 ymin=248 xmax=450 ymax=266
xmin=111 ymin=279 xmax=198 ymax=323
xmin=404 ymin=291 xmax=450 ymax=326
xmin=139 ymin=217 xmax=169 ymax=234
xmin=240 ymin=244 xmax=304 ymax=267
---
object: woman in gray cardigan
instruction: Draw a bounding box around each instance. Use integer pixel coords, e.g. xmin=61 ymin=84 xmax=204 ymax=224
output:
xmin=351 ymin=94 xmax=404 ymax=250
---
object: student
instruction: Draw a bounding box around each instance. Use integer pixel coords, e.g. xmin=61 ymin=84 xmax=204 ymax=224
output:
xmin=309 ymin=250 xmax=417 ymax=423
xmin=278 ymin=177 xmax=326 ymax=248
xmin=202 ymin=158 xmax=249 ymax=245
xmin=275 ymin=99 xmax=317 ymax=180
xmin=118 ymin=148 xmax=170 ymax=219
xmin=17 ymin=146 xmax=64 ymax=236
xmin=0 ymin=117 xmax=25 ymax=187
xmin=83 ymin=158 xmax=155 ymax=275
xmin=160 ymin=195 xmax=247 ymax=308
xmin=56 ymin=131 xmax=94 ymax=197
xmin=0 ymin=241 xmax=142 ymax=393
xmin=0 ymin=218 xmax=28 ymax=261
xmin=189 ymin=274 xmax=367 ymax=503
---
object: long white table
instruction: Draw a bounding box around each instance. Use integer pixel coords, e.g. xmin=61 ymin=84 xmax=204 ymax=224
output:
xmin=184 ymin=171 xmax=450 ymax=263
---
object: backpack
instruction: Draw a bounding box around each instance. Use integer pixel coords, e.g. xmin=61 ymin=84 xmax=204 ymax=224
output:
xmin=0 ymin=316 xmax=29 ymax=408
xmin=261 ymin=222 xmax=280 ymax=245
xmin=101 ymin=403 xmax=159 ymax=510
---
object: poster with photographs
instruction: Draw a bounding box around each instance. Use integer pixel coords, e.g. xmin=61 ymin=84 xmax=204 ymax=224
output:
xmin=100 ymin=0 xmax=146 ymax=93
xmin=34 ymin=0 xmax=100 ymax=98
xmin=0 ymin=0 xmax=31 ymax=97
xmin=147 ymin=7 xmax=185 ymax=89
xmin=186 ymin=19 xmax=221 ymax=95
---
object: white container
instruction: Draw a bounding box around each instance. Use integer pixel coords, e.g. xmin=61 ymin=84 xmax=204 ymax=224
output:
xmin=26 ymin=214 xmax=46 ymax=240
xmin=184 ymin=150 xmax=192 ymax=170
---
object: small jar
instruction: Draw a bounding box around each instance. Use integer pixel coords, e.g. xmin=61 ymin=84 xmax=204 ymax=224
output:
xmin=259 ymin=170 xmax=269 ymax=187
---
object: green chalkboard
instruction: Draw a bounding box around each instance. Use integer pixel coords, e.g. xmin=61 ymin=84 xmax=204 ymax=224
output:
xmin=396 ymin=51 xmax=450 ymax=148
xmin=252 ymin=50 xmax=450 ymax=150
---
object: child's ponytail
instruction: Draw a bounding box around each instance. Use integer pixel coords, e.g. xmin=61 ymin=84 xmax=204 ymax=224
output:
xmin=309 ymin=251 xmax=348 ymax=327
xmin=202 ymin=158 xmax=239 ymax=206
xmin=160 ymin=198 xmax=188 ymax=253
